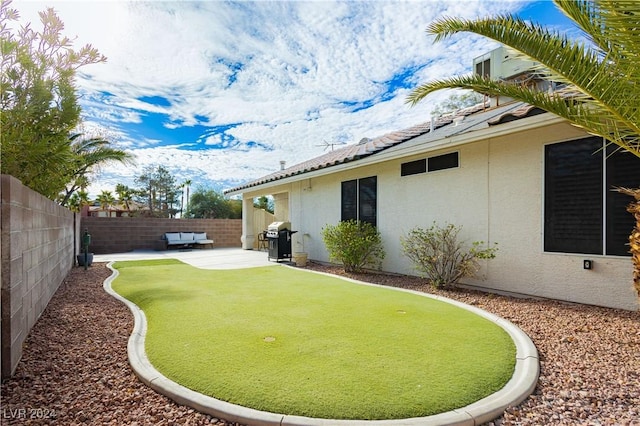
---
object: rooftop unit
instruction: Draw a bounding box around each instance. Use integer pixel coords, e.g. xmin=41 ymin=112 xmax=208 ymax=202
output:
xmin=473 ymin=46 xmax=538 ymax=81
xmin=473 ymin=46 xmax=544 ymax=107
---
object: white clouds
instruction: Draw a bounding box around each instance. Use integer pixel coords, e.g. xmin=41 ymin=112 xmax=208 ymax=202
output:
xmin=10 ymin=0 xmax=536 ymax=197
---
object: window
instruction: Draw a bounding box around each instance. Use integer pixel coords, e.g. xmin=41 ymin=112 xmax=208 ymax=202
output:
xmin=428 ymin=152 xmax=459 ymax=172
xmin=475 ymin=58 xmax=491 ymax=78
xmin=341 ymin=180 xmax=357 ymax=222
xmin=401 ymin=152 xmax=459 ymax=177
xmin=401 ymin=159 xmax=426 ymax=176
xmin=544 ymin=137 xmax=640 ymax=256
xmin=341 ymin=176 xmax=377 ymax=226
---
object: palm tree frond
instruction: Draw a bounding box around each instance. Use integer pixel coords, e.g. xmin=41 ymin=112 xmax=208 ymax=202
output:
xmin=411 ymin=1 xmax=640 ymax=158
xmin=407 ymin=74 xmax=640 ymax=157
xmin=594 ymin=0 xmax=640 ymax=61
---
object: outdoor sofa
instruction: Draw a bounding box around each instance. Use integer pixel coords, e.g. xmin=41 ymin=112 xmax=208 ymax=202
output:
xmin=163 ymin=232 xmax=214 ymax=249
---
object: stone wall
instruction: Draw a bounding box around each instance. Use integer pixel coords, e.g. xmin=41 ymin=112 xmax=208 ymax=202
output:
xmin=80 ymin=217 xmax=242 ymax=254
xmin=1 ymin=175 xmax=77 ymax=379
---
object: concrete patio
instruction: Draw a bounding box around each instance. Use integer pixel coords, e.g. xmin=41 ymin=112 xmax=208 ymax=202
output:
xmin=94 ymin=247 xmax=279 ymax=270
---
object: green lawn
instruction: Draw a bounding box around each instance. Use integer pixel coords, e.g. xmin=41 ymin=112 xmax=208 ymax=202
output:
xmin=112 ymin=259 xmax=515 ymax=420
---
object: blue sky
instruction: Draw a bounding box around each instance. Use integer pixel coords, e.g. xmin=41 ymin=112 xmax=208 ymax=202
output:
xmin=12 ymin=0 xmax=577 ymax=198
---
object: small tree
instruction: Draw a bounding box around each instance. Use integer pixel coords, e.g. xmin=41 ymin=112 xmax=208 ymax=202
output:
xmin=186 ymin=187 xmax=240 ymax=219
xmin=321 ymin=220 xmax=385 ymax=273
xmin=254 ymin=195 xmax=274 ymax=213
xmin=134 ymin=165 xmax=180 ymax=217
xmin=0 ymin=1 xmax=107 ymax=199
xmin=401 ymin=222 xmax=497 ymax=289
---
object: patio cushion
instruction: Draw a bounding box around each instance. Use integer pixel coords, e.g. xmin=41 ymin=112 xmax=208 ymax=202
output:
xmin=180 ymin=232 xmax=194 ymax=241
xmin=165 ymin=232 xmax=181 ymax=243
xmin=194 ymin=232 xmax=207 ymax=241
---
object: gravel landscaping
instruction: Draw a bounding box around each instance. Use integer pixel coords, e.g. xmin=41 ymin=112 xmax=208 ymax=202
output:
xmin=1 ymin=261 xmax=639 ymax=425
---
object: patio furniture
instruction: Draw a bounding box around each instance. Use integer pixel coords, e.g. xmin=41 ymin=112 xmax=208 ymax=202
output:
xmin=163 ymin=232 xmax=214 ymax=249
xmin=258 ymin=231 xmax=268 ymax=251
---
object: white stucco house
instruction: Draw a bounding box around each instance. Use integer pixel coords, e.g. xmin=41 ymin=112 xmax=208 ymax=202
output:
xmin=225 ymin=100 xmax=640 ymax=311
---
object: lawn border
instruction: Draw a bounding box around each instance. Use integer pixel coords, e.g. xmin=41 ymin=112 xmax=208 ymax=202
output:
xmin=103 ymin=261 xmax=539 ymax=426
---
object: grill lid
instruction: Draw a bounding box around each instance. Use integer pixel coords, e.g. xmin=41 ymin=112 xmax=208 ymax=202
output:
xmin=267 ymin=221 xmax=291 ymax=232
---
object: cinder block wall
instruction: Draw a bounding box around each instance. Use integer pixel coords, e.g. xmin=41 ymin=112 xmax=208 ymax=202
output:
xmin=1 ymin=175 xmax=76 ymax=379
xmin=80 ymin=217 xmax=242 ymax=254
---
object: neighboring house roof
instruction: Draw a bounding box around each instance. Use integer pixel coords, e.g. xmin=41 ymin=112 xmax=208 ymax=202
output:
xmin=224 ymin=101 xmax=544 ymax=195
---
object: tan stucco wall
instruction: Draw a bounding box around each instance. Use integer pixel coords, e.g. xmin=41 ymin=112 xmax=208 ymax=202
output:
xmin=478 ymin=124 xmax=637 ymax=310
xmin=270 ymin=120 xmax=637 ymax=311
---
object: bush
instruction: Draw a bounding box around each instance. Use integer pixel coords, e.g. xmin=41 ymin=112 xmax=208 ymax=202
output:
xmin=400 ymin=222 xmax=497 ymax=289
xmin=321 ymin=220 xmax=385 ymax=273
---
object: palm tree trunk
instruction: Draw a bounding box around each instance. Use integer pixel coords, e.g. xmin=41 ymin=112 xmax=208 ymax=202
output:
xmin=628 ymin=196 xmax=640 ymax=297
xmin=617 ymin=188 xmax=640 ymax=299
xmin=180 ymin=188 xmax=184 ymax=217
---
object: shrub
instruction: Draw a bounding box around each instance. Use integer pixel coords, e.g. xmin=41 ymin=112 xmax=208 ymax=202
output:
xmin=400 ymin=222 xmax=497 ymax=289
xmin=321 ymin=220 xmax=385 ymax=273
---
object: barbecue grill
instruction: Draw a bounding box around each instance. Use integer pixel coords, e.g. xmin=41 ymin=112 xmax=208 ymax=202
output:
xmin=266 ymin=221 xmax=297 ymax=262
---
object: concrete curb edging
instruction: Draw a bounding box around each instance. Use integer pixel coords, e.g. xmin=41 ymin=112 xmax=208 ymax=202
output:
xmin=104 ymin=262 xmax=539 ymax=426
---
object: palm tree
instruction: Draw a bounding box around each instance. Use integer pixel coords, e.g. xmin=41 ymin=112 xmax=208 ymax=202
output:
xmin=96 ymin=190 xmax=115 ymax=216
xmin=115 ymin=183 xmax=134 ymax=212
xmin=77 ymin=189 xmax=90 ymax=209
xmin=408 ymin=0 xmax=639 ymax=158
xmin=618 ymin=187 xmax=640 ymax=298
xmin=59 ymin=133 xmax=136 ymax=207
xmin=407 ymin=0 xmax=640 ymax=297
xmin=67 ymin=193 xmax=81 ymax=213
xmin=183 ymin=179 xmax=192 ymax=217
xmin=68 ymin=189 xmax=91 ymax=212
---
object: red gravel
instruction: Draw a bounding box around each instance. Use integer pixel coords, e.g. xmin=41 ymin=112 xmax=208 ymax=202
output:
xmin=1 ymin=262 xmax=639 ymax=425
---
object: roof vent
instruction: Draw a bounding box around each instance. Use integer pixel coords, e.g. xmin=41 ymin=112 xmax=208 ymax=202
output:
xmin=357 ymin=137 xmax=371 ymax=145
xmin=280 ymin=160 xmax=286 ymax=170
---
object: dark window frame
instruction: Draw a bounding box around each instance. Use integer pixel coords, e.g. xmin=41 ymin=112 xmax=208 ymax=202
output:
xmin=400 ymin=151 xmax=459 ymax=177
xmin=544 ymin=136 xmax=639 ymax=256
xmin=341 ymin=176 xmax=377 ymax=227
xmin=400 ymin=159 xmax=426 ymax=176
xmin=340 ymin=180 xmax=358 ymax=223
xmin=475 ymin=58 xmax=491 ymax=78
xmin=428 ymin=152 xmax=459 ymax=172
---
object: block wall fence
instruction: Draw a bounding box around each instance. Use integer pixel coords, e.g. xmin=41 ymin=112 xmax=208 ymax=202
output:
xmin=1 ymin=174 xmax=242 ymax=379
xmin=80 ymin=217 xmax=242 ymax=254
xmin=1 ymin=175 xmax=79 ymax=379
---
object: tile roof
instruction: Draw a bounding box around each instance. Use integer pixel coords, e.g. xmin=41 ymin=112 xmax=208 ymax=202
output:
xmin=487 ymin=104 xmax=545 ymax=125
xmin=224 ymin=101 xmax=542 ymax=194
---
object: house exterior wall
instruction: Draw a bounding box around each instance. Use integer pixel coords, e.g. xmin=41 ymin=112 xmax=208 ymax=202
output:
xmin=276 ymin=121 xmax=637 ymax=311
xmin=273 ymin=192 xmax=289 ymax=222
xmin=480 ymin=124 xmax=637 ymax=310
